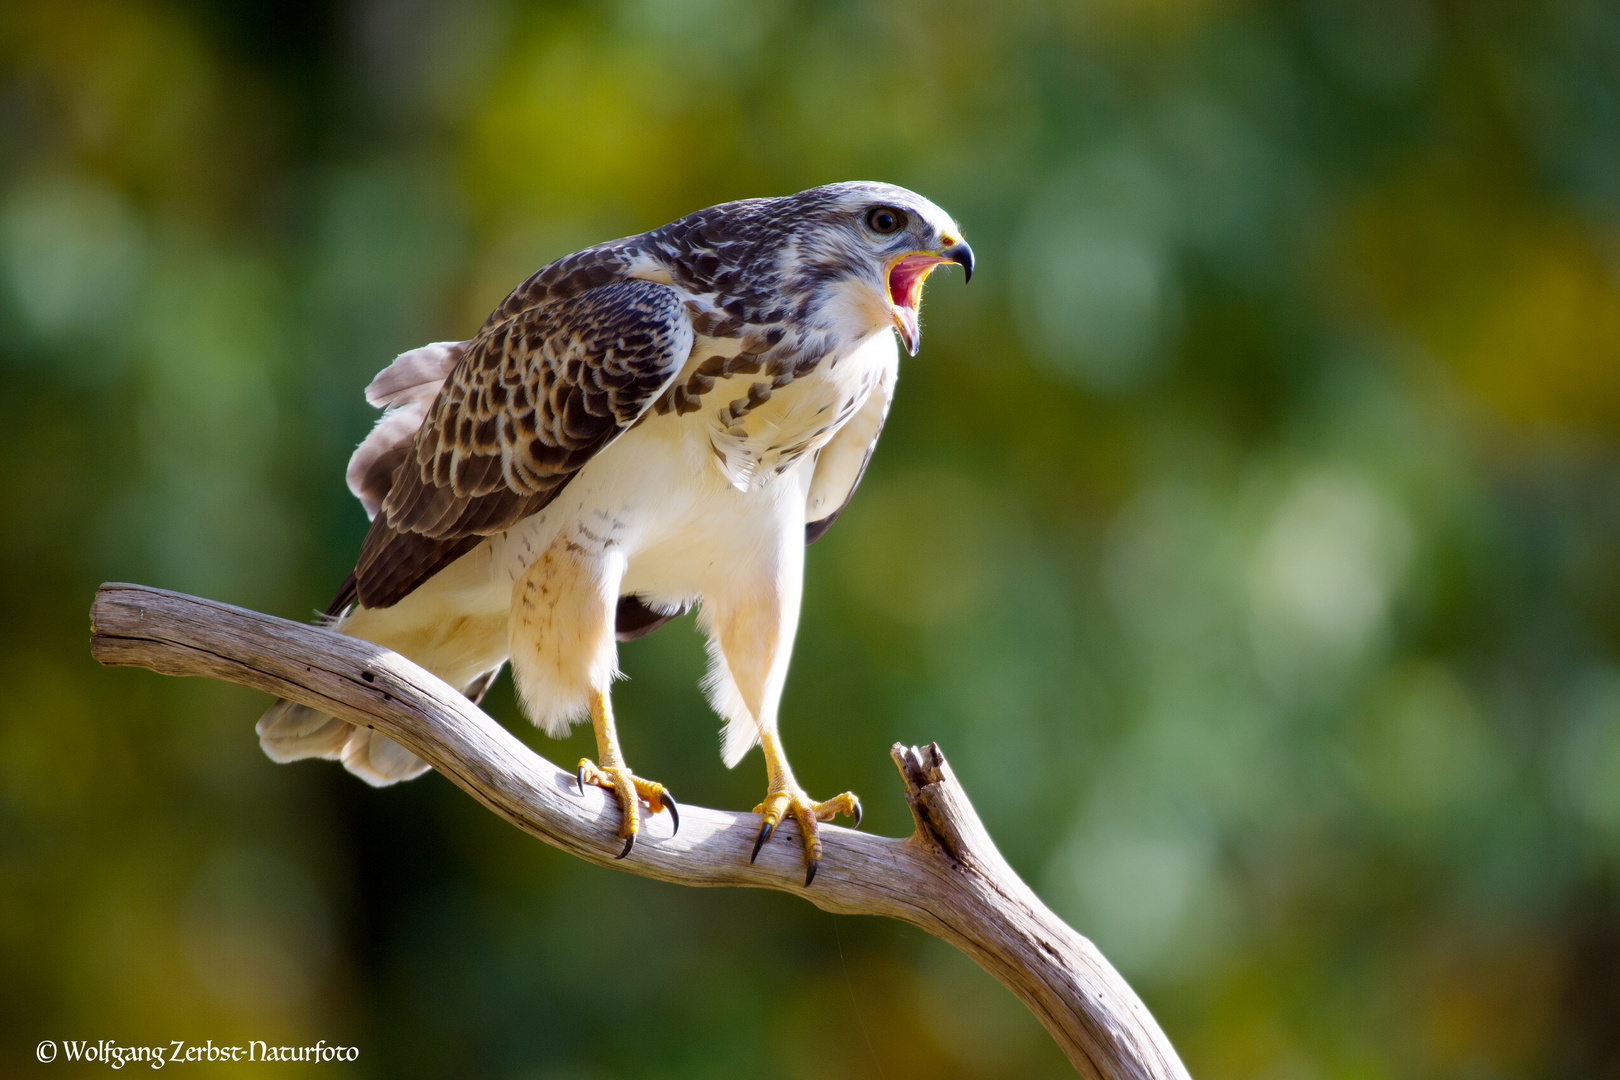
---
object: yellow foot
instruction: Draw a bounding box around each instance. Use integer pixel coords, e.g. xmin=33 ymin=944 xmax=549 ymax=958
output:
xmin=575 ymin=760 xmax=679 ymax=859
xmin=751 ymin=787 xmax=861 ymax=886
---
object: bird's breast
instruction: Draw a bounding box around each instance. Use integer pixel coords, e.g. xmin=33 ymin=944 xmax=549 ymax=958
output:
xmin=684 ymin=328 xmax=895 ymax=492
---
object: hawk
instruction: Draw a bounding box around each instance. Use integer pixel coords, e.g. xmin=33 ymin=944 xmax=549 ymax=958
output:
xmin=258 ymin=182 xmax=972 ymax=883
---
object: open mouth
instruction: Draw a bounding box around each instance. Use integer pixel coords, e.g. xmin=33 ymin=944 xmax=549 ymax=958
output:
xmin=887 ymin=253 xmax=950 ymax=356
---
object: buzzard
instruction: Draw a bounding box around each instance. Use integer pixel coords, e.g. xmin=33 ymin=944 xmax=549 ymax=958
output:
xmin=258 ymin=182 xmax=972 ymax=883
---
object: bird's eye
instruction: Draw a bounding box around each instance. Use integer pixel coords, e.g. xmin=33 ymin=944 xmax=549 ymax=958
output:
xmin=865 ymin=206 xmax=905 ymax=235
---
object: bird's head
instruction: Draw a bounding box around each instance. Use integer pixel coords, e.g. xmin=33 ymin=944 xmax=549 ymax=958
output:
xmin=787 ymin=182 xmax=973 ymax=356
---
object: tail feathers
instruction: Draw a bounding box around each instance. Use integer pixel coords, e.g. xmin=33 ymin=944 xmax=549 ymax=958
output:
xmin=340 ymin=727 xmax=432 ymax=786
xmin=255 ymin=663 xmax=503 ymax=787
xmin=256 ymin=700 xmax=350 ymax=762
xmin=255 ymin=699 xmax=428 ymax=786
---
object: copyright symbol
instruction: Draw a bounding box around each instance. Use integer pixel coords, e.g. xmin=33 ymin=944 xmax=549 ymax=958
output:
xmin=36 ymin=1041 xmax=56 ymax=1062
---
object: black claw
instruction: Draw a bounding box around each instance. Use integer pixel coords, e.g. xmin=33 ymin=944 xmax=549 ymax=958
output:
xmin=750 ymin=820 xmax=776 ymax=864
xmin=616 ymin=833 xmax=635 ymax=859
xmin=577 ymin=765 xmax=589 ymax=797
xmin=660 ymin=790 xmax=680 ymax=836
xmin=850 ymin=797 xmax=863 ymax=830
xmin=805 ymin=858 xmax=819 ymax=887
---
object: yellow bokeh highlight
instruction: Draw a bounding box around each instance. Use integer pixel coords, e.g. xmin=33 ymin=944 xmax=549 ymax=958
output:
xmin=1341 ymin=169 xmax=1620 ymax=433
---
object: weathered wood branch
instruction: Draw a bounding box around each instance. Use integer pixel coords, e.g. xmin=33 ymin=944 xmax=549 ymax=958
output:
xmin=89 ymin=582 xmax=1189 ymax=1080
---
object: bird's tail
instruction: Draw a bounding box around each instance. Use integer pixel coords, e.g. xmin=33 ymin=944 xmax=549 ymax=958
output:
xmin=256 ymin=664 xmax=503 ymax=787
xmin=263 ymin=338 xmax=496 ymax=787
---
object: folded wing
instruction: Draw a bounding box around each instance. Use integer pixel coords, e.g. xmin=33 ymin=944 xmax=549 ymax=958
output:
xmin=348 ymin=280 xmax=695 ymax=611
xmin=803 ymin=342 xmax=898 ymax=544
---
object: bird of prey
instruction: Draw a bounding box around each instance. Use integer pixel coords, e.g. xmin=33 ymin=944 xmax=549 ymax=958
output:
xmin=257 ymin=182 xmax=972 ymax=883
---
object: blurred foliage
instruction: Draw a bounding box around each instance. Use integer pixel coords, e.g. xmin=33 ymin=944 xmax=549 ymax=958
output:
xmin=2 ymin=0 xmax=1619 ymax=1076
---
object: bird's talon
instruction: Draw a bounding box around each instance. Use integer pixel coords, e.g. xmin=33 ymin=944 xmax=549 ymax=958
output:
xmin=751 ymin=819 xmax=776 ymax=863
xmin=747 ymin=785 xmax=859 ymax=882
xmin=660 ymin=790 xmax=680 ymax=836
xmin=574 ymin=758 xmax=673 ymax=855
xmin=850 ymin=796 xmax=863 ymax=829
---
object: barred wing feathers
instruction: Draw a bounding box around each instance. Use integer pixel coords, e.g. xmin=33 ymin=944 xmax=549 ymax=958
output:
xmin=351 ymin=280 xmax=694 ymax=610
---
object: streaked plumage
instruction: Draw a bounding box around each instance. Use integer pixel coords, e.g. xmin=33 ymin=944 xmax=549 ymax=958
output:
xmin=258 ymin=181 xmax=971 ymax=878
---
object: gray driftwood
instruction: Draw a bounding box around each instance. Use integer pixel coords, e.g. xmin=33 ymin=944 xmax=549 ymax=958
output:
xmin=89 ymin=582 xmax=1189 ymax=1080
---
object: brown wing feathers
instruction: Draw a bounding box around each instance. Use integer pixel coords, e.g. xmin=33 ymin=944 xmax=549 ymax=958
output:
xmin=348 ymin=280 xmax=694 ymax=610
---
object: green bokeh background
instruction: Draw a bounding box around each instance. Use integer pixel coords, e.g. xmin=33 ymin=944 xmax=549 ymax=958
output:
xmin=3 ymin=1 xmax=1620 ymax=1076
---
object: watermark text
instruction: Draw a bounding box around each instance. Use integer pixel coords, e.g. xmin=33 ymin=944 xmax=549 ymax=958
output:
xmin=35 ymin=1039 xmax=358 ymax=1068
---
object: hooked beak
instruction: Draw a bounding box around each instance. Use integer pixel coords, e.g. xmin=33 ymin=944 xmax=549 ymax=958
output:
xmin=886 ymin=238 xmax=974 ymax=356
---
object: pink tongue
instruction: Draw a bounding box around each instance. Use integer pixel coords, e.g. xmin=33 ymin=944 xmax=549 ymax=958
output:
xmin=894 ymin=304 xmax=920 ymax=355
xmin=889 ymin=254 xmax=943 ymax=356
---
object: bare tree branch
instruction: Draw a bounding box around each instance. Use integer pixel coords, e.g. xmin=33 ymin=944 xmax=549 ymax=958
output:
xmin=89 ymin=582 xmax=1190 ymax=1080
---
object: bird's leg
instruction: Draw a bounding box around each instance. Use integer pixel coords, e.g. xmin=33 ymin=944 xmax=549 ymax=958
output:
xmin=575 ymin=689 xmax=678 ymax=858
xmin=707 ymin=522 xmax=854 ymax=882
xmin=751 ymin=727 xmax=860 ymax=886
